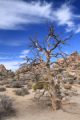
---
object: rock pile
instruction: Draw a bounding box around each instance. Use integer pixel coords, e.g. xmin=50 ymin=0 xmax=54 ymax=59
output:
xmin=53 ymin=52 xmax=80 ymax=84
xmin=0 ymin=65 xmax=15 ymax=81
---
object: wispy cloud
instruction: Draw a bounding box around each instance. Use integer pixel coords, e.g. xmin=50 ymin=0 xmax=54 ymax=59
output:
xmin=0 ymin=0 xmax=53 ymax=29
xmin=0 ymin=61 xmax=19 ymax=71
xmin=53 ymin=4 xmax=73 ymax=27
xmin=21 ymin=50 xmax=30 ymax=55
xmin=0 ymin=39 xmax=26 ymax=47
xmin=0 ymin=57 xmax=12 ymax=60
xmin=0 ymin=50 xmax=29 ymax=70
xmin=19 ymin=49 xmax=30 ymax=58
xmin=74 ymin=25 xmax=80 ymax=33
xmin=0 ymin=0 xmax=80 ymax=33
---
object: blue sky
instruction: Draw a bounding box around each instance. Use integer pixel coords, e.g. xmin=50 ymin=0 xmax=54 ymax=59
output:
xmin=0 ymin=0 xmax=80 ymax=70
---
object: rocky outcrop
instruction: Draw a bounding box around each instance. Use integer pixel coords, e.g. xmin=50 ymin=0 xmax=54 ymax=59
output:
xmin=53 ymin=52 xmax=80 ymax=84
xmin=0 ymin=64 xmax=7 ymax=73
xmin=3 ymin=51 xmax=79 ymax=86
xmin=15 ymin=61 xmax=47 ymax=81
xmin=0 ymin=64 xmax=15 ymax=80
xmin=15 ymin=52 xmax=80 ymax=82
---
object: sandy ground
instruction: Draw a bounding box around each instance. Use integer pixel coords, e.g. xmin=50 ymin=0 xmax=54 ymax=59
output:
xmin=1 ymin=85 xmax=80 ymax=120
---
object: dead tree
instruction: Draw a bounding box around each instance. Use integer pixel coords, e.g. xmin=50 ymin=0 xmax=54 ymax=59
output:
xmin=26 ymin=25 xmax=72 ymax=110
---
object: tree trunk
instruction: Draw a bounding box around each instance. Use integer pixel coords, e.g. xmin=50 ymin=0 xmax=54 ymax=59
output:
xmin=46 ymin=55 xmax=50 ymax=69
xmin=51 ymin=96 xmax=61 ymax=110
xmin=46 ymin=54 xmax=61 ymax=110
xmin=49 ymin=79 xmax=61 ymax=110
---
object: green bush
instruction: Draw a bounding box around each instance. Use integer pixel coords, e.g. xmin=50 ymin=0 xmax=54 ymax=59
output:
xmin=43 ymin=83 xmax=49 ymax=90
xmin=32 ymin=82 xmax=43 ymax=91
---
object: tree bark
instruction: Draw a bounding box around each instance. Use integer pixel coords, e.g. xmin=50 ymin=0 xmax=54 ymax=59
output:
xmin=49 ymin=80 xmax=61 ymax=110
xmin=46 ymin=53 xmax=62 ymax=110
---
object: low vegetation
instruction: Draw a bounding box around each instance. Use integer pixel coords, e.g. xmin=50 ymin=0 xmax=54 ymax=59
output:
xmin=0 ymin=87 xmax=6 ymax=92
xmin=10 ymin=80 xmax=23 ymax=88
xmin=14 ymin=87 xmax=29 ymax=96
xmin=0 ymin=95 xmax=15 ymax=117
xmin=32 ymin=82 xmax=49 ymax=91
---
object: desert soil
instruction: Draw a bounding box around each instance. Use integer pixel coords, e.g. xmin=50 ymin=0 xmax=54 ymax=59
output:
xmin=1 ymin=85 xmax=80 ymax=120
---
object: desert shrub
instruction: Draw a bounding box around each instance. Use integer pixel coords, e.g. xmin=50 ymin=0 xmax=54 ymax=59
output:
xmin=0 ymin=80 xmax=9 ymax=85
xmin=14 ymin=87 xmax=29 ymax=96
xmin=64 ymin=84 xmax=72 ymax=89
xmin=68 ymin=78 xmax=74 ymax=84
xmin=0 ymin=95 xmax=15 ymax=116
xmin=32 ymin=82 xmax=45 ymax=91
xmin=19 ymin=80 xmax=26 ymax=85
xmin=77 ymin=80 xmax=80 ymax=84
xmin=0 ymin=72 xmax=7 ymax=76
xmin=6 ymin=84 xmax=11 ymax=88
xmin=0 ymin=87 xmax=6 ymax=92
xmin=43 ymin=83 xmax=49 ymax=90
xmin=10 ymin=80 xmax=23 ymax=88
xmin=32 ymin=82 xmax=49 ymax=91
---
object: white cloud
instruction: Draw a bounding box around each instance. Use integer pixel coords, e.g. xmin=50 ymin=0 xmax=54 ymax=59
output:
xmin=54 ymin=4 xmax=80 ymax=33
xmin=0 ymin=0 xmax=53 ymax=29
xmin=19 ymin=55 xmax=25 ymax=59
xmin=0 ymin=59 xmax=27 ymax=71
xmin=53 ymin=4 xmax=73 ymax=27
xmin=0 ymin=0 xmax=73 ymax=29
xmin=21 ymin=50 xmax=30 ymax=55
xmin=0 ymin=55 xmax=17 ymax=60
xmin=0 ymin=50 xmax=30 ymax=70
xmin=75 ymin=25 xmax=80 ymax=33
xmin=4 ymin=41 xmax=24 ymax=47
xmin=0 ymin=61 xmax=19 ymax=71
xmin=0 ymin=0 xmax=80 ymax=33
xmin=0 ymin=49 xmax=30 ymax=70
xmin=0 ymin=39 xmax=27 ymax=47
xmin=19 ymin=49 xmax=30 ymax=58
xmin=0 ymin=57 xmax=11 ymax=60
xmin=66 ymin=23 xmax=80 ymax=34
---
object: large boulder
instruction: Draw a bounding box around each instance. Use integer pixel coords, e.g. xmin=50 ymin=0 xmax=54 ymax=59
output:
xmin=0 ymin=64 xmax=15 ymax=80
xmin=0 ymin=64 xmax=7 ymax=73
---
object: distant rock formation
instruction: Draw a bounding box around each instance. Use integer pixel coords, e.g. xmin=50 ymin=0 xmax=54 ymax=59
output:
xmin=53 ymin=52 xmax=80 ymax=84
xmin=57 ymin=52 xmax=80 ymax=65
xmin=0 ymin=64 xmax=15 ymax=80
xmin=16 ymin=51 xmax=80 ymax=77
xmin=0 ymin=51 xmax=80 ymax=85
xmin=0 ymin=64 xmax=7 ymax=73
xmin=15 ymin=51 xmax=80 ymax=85
xmin=15 ymin=60 xmax=47 ymax=84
